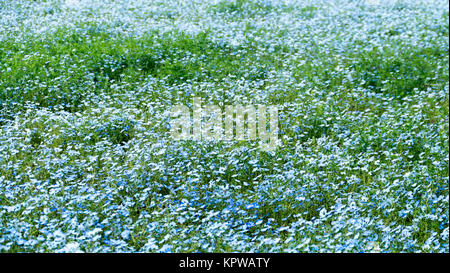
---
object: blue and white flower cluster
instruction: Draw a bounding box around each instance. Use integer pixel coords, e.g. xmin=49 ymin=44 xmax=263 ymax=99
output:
xmin=0 ymin=0 xmax=448 ymax=252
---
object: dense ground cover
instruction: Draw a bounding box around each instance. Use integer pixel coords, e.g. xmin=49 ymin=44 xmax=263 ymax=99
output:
xmin=0 ymin=0 xmax=448 ymax=252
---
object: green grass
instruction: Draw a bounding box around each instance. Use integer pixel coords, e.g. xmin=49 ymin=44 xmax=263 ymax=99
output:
xmin=0 ymin=24 xmax=280 ymax=114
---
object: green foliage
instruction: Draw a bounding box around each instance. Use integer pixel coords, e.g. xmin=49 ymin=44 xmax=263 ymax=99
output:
xmin=351 ymin=46 xmax=448 ymax=97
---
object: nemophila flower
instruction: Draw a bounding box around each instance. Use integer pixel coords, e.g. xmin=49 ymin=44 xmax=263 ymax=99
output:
xmin=0 ymin=0 xmax=448 ymax=253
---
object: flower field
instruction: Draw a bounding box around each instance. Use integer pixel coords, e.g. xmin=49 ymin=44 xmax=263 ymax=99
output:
xmin=0 ymin=0 xmax=448 ymax=252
